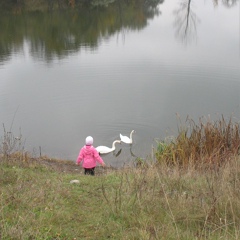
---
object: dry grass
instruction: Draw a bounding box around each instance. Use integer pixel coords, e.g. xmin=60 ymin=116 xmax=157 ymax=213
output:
xmin=100 ymin=158 xmax=240 ymax=239
xmin=1 ymin=154 xmax=240 ymax=239
xmin=155 ymin=116 xmax=240 ymax=169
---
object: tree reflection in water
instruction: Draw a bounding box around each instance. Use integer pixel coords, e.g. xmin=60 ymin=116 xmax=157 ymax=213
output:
xmin=173 ymin=0 xmax=238 ymax=44
xmin=0 ymin=0 xmax=164 ymax=63
xmin=173 ymin=0 xmax=199 ymax=45
xmin=213 ymin=0 xmax=238 ymax=7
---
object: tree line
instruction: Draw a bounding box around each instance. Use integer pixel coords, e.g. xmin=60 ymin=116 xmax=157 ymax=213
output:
xmin=0 ymin=0 xmax=164 ymax=12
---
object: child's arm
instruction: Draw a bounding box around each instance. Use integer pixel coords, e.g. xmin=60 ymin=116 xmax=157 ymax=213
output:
xmin=76 ymin=148 xmax=84 ymax=165
xmin=93 ymin=149 xmax=105 ymax=166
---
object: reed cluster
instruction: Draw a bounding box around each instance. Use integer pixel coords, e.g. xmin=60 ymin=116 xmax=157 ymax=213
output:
xmin=155 ymin=116 xmax=240 ymax=168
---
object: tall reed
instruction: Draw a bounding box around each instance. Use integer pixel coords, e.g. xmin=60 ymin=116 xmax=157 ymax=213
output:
xmin=0 ymin=124 xmax=23 ymax=160
xmin=155 ymin=116 xmax=240 ymax=168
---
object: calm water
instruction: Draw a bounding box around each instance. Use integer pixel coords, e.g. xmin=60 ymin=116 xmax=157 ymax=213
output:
xmin=0 ymin=0 xmax=239 ymax=167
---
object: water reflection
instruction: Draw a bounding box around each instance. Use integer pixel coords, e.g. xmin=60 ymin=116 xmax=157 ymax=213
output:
xmin=173 ymin=0 xmax=199 ymax=45
xmin=213 ymin=0 xmax=238 ymax=7
xmin=102 ymin=145 xmax=137 ymax=159
xmin=0 ymin=0 xmax=163 ymax=64
xmin=173 ymin=0 xmax=239 ymax=44
xmin=0 ymin=0 xmax=238 ymax=62
xmin=114 ymin=148 xmax=122 ymax=157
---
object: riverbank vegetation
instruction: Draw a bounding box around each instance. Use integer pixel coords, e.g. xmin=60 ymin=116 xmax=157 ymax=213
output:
xmin=0 ymin=0 xmax=163 ymax=13
xmin=0 ymin=0 xmax=236 ymax=14
xmin=1 ymin=116 xmax=240 ymax=239
xmin=155 ymin=116 xmax=240 ymax=168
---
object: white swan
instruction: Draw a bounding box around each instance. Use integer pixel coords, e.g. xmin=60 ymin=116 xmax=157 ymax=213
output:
xmin=120 ymin=130 xmax=135 ymax=144
xmin=96 ymin=140 xmax=121 ymax=154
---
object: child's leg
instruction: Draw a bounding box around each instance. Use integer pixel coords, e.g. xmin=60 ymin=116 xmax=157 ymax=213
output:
xmin=90 ymin=167 xmax=95 ymax=176
xmin=84 ymin=168 xmax=95 ymax=175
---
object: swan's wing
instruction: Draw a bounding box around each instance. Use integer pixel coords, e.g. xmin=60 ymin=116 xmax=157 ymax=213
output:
xmin=96 ymin=146 xmax=108 ymax=151
xmin=120 ymin=134 xmax=124 ymax=140
xmin=120 ymin=134 xmax=131 ymax=144
xmin=96 ymin=146 xmax=111 ymax=154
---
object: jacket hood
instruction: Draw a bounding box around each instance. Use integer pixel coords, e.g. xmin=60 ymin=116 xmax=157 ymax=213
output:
xmin=83 ymin=145 xmax=93 ymax=155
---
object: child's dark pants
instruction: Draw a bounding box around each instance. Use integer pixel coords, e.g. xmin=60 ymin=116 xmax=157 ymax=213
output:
xmin=84 ymin=167 xmax=95 ymax=176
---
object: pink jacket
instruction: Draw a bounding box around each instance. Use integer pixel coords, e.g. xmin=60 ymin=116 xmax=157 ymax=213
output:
xmin=76 ymin=145 xmax=104 ymax=168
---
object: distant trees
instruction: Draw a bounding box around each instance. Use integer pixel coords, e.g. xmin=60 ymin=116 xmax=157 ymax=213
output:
xmin=0 ymin=0 xmax=166 ymax=12
xmin=0 ymin=0 xmax=238 ymax=13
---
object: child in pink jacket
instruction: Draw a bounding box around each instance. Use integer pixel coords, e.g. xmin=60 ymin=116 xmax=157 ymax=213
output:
xmin=76 ymin=136 xmax=105 ymax=175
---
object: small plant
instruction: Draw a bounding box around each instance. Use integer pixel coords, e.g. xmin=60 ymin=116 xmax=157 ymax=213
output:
xmin=0 ymin=123 xmax=23 ymax=159
xmin=134 ymin=157 xmax=146 ymax=167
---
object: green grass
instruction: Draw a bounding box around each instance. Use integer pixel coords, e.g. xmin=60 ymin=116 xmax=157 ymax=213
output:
xmin=1 ymin=156 xmax=240 ymax=239
xmin=0 ymin=162 xmax=107 ymax=239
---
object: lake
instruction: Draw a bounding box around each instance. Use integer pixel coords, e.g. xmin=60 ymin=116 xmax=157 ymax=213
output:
xmin=0 ymin=0 xmax=239 ymax=167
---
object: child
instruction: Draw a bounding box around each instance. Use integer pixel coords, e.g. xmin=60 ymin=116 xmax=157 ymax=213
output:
xmin=76 ymin=136 xmax=105 ymax=175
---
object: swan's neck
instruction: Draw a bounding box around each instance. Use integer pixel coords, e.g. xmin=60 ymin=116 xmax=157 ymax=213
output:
xmin=130 ymin=131 xmax=134 ymax=139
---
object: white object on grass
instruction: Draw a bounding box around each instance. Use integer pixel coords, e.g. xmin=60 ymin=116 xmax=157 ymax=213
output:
xmin=70 ymin=180 xmax=80 ymax=184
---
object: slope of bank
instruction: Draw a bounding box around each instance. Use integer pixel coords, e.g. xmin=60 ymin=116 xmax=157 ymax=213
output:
xmin=1 ymin=155 xmax=240 ymax=239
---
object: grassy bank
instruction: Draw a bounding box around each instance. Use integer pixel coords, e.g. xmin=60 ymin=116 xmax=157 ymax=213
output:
xmin=1 ymin=155 xmax=240 ymax=239
xmin=1 ymin=116 xmax=240 ymax=239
